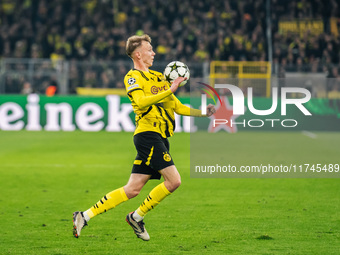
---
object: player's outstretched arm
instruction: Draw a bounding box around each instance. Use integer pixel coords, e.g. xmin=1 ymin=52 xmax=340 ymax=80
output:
xmin=173 ymin=94 xmax=216 ymax=117
xmin=131 ymin=77 xmax=186 ymax=109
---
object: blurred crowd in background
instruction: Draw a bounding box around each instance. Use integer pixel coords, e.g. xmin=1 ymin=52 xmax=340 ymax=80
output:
xmin=0 ymin=0 xmax=340 ymax=93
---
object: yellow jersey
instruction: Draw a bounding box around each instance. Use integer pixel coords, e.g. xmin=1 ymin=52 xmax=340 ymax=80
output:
xmin=124 ymin=69 xmax=201 ymax=138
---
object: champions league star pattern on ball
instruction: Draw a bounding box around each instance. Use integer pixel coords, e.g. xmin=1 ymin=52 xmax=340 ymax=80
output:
xmin=163 ymin=61 xmax=190 ymax=87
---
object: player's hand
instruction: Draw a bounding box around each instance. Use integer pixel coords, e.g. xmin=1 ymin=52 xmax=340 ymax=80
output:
xmin=170 ymin=77 xmax=187 ymax=93
xmin=206 ymin=104 xmax=216 ymax=117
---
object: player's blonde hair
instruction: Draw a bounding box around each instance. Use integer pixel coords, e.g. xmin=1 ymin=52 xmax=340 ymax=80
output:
xmin=126 ymin=34 xmax=151 ymax=58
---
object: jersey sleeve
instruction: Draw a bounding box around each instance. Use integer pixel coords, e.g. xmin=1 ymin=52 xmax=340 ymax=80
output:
xmin=173 ymin=94 xmax=202 ymax=117
xmin=131 ymin=88 xmax=173 ymax=109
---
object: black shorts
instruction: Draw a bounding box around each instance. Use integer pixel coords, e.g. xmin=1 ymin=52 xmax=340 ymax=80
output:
xmin=132 ymin=131 xmax=174 ymax=180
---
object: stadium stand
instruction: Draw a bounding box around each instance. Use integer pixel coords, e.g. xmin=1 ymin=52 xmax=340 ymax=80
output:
xmin=0 ymin=0 xmax=339 ymax=93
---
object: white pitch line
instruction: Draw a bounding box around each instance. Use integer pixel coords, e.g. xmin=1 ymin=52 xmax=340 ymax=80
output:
xmin=302 ymin=130 xmax=317 ymax=139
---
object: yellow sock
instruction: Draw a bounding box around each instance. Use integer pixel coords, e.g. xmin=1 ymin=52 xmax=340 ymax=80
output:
xmin=86 ymin=187 xmax=128 ymax=219
xmin=136 ymin=182 xmax=171 ymax=217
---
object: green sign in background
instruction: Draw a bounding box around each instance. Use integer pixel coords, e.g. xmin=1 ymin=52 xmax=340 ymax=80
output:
xmin=0 ymin=95 xmax=339 ymax=131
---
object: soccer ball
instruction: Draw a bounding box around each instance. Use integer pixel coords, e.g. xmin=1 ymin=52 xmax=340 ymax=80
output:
xmin=163 ymin=61 xmax=190 ymax=87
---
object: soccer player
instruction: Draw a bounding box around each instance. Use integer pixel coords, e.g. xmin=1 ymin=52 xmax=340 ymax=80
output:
xmin=73 ymin=34 xmax=215 ymax=241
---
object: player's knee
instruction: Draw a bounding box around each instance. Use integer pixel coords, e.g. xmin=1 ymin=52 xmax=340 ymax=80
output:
xmin=130 ymin=189 xmax=140 ymax=198
xmin=173 ymin=179 xmax=181 ymax=190
xmin=166 ymin=178 xmax=181 ymax=192
xmin=124 ymin=186 xmax=141 ymax=199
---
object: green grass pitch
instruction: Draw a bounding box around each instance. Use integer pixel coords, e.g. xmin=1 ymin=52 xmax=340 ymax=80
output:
xmin=0 ymin=131 xmax=339 ymax=254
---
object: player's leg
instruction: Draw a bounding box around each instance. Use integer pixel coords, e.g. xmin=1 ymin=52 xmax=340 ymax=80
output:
xmin=159 ymin=165 xmax=181 ymax=192
xmin=125 ymin=169 xmax=158 ymax=241
xmin=86 ymin=173 xmax=150 ymax=218
xmin=124 ymin=173 xmax=151 ymax=198
xmin=127 ymin=165 xmax=180 ymax=241
xmin=135 ymin=165 xmax=180 ymax=218
xmin=73 ymin=173 xmax=150 ymax=238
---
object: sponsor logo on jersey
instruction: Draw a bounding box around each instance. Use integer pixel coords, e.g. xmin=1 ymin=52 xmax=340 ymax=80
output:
xmin=151 ymin=85 xmax=167 ymax=94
